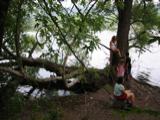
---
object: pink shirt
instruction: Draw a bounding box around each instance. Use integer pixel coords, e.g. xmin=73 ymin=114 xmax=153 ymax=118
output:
xmin=116 ymin=64 xmax=125 ymax=77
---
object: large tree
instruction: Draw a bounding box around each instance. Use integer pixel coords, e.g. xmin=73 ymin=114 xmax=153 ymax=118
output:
xmin=116 ymin=0 xmax=133 ymax=56
xmin=113 ymin=0 xmax=160 ymax=62
xmin=0 ymin=0 xmax=160 ymax=97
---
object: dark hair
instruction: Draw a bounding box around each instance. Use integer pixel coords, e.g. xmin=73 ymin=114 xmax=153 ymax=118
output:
xmin=111 ymin=36 xmax=117 ymax=42
xmin=118 ymin=57 xmax=125 ymax=63
xmin=126 ymin=52 xmax=129 ymax=56
xmin=117 ymin=77 xmax=123 ymax=84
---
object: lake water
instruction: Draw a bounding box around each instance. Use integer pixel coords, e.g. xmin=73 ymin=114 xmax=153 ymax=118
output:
xmin=37 ymin=30 xmax=160 ymax=87
xmin=90 ymin=31 xmax=160 ymax=87
xmin=18 ymin=31 xmax=160 ymax=97
xmin=130 ymin=43 xmax=160 ymax=87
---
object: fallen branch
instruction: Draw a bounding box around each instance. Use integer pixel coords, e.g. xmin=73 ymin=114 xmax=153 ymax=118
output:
xmin=0 ymin=66 xmax=108 ymax=94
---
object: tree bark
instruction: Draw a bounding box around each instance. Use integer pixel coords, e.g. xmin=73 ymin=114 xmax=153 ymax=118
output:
xmin=0 ymin=0 xmax=11 ymax=53
xmin=116 ymin=0 xmax=133 ymax=56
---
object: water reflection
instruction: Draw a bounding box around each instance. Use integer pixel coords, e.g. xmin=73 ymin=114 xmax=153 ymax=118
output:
xmin=16 ymin=85 xmax=71 ymax=99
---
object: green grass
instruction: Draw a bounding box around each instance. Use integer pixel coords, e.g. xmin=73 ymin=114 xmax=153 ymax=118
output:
xmin=112 ymin=106 xmax=160 ymax=119
xmin=1 ymin=94 xmax=62 ymax=120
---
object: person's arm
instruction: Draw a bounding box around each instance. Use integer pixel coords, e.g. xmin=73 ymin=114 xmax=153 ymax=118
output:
xmin=120 ymin=84 xmax=126 ymax=94
xmin=110 ymin=41 xmax=113 ymax=50
xmin=116 ymin=65 xmax=119 ymax=74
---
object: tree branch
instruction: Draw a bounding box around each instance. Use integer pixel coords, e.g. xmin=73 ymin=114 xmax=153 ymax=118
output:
xmin=2 ymin=44 xmax=16 ymax=58
xmin=40 ymin=0 xmax=87 ymax=69
xmin=0 ymin=50 xmax=80 ymax=77
xmin=71 ymin=0 xmax=84 ymax=17
xmin=0 ymin=66 xmax=108 ymax=94
xmin=57 ymin=0 xmax=71 ymax=17
xmin=28 ymin=42 xmax=38 ymax=58
xmin=99 ymin=43 xmax=111 ymax=51
xmin=85 ymin=0 xmax=98 ymax=17
xmin=0 ymin=66 xmax=84 ymax=82
xmin=0 ymin=61 xmax=17 ymax=67
xmin=0 ymin=66 xmax=88 ymax=92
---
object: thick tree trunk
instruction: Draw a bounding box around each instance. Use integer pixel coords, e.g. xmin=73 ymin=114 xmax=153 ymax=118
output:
xmin=109 ymin=0 xmax=133 ymax=81
xmin=0 ymin=0 xmax=11 ymax=53
xmin=116 ymin=0 xmax=133 ymax=56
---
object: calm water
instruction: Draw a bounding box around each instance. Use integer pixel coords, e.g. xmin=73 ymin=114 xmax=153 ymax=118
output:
xmin=130 ymin=43 xmax=160 ymax=87
xmin=91 ymin=31 xmax=160 ymax=87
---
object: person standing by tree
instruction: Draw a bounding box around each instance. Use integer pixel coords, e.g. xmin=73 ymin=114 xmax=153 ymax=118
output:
xmin=109 ymin=36 xmax=121 ymax=84
xmin=125 ymin=52 xmax=132 ymax=81
xmin=109 ymin=35 xmax=121 ymax=66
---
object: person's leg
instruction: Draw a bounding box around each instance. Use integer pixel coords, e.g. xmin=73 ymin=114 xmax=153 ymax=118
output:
xmin=128 ymin=92 xmax=135 ymax=103
xmin=125 ymin=90 xmax=131 ymax=93
xmin=125 ymin=90 xmax=135 ymax=104
xmin=127 ymin=69 xmax=132 ymax=80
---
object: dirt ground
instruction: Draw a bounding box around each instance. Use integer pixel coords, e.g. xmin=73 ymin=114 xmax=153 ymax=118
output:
xmin=54 ymin=78 xmax=160 ymax=120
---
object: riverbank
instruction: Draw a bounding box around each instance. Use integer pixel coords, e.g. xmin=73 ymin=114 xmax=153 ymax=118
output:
xmin=2 ymin=77 xmax=159 ymax=120
xmin=54 ymin=78 xmax=160 ymax=120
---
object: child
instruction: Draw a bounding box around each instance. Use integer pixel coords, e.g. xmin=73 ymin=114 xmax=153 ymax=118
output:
xmin=110 ymin=36 xmax=121 ymax=56
xmin=116 ymin=58 xmax=125 ymax=78
xmin=114 ymin=77 xmax=135 ymax=105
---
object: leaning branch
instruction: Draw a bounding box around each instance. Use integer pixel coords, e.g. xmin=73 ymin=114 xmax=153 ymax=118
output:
xmin=0 ymin=66 xmax=108 ymax=94
xmin=21 ymin=57 xmax=78 ymax=75
xmin=40 ymin=0 xmax=87 ymax=69
xmin=0 ymin=66 xmax=89 ymax=93
xmin=0 ymin=49 xmax=79 ymax=76
xmin=71 ymin=0 xmax=84 ymax=17
xmin=99 ymin=43 xmax=111 ymax=51
xmin=0 ymin=66 xmax=84 ymax=82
